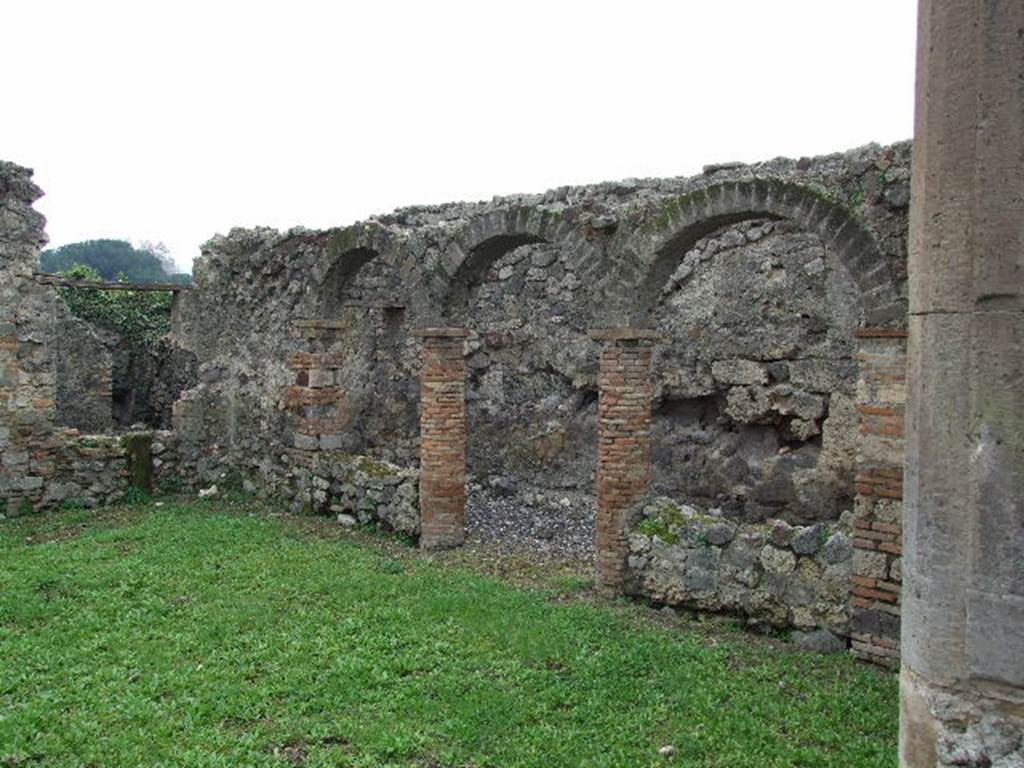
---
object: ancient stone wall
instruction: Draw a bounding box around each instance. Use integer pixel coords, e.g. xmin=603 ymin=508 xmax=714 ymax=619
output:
xmin=628 ymin=498 xmax=854 ymax=641
xmin=0 ymin=161 xmax=61 ymax=513
xmin=162 ymin=141 xmax=911 ymax=643
xmin=54 ymin=304 xmax=114 ymax=433
xmin=0 ymin=162 xmax=179 ymax=515
xmin=3 ymin=142 xmax=914 ymax=648
xmin=172 ymin=142 xmax=910 ymax=501
xmin=54 ymin=309 xmax=196 ymax=432
xmin=111 ymin=336 xmax=197 ymax=429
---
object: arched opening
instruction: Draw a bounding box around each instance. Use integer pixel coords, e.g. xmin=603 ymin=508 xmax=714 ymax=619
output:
xmin=320 ymin=246 xmax=383 ymax=316
xmin=632 ymin=180 xmax=900 ymax=327
xmin=620 ymin=180 xmax=905 ymax=638
xmin=444 ymin=233 xmax=547 ymax=325
xmin=311 ymin=245 xmax=416 ymax=464
xmin=447 ymin=231 xmax=599 ymax=559
xmin=649 ymin=216 xmax=861 ymax=526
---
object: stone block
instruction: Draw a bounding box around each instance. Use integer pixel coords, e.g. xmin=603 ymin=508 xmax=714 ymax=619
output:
xmin=853 ymin=548 xmax=888 ymax=580
xmin=760 ymin=545 xmax=796 ymax=575
xmin=711 ymin=359 xmax=766 ymax=386
xmin=791 ymin=524 xmax=826 ymax=555
xmin=818 ymin=533 xmax=853 ymax=565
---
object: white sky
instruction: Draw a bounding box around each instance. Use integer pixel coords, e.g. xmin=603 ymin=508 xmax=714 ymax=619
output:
xmin=5 ymin=1 xmax=918 ymax=273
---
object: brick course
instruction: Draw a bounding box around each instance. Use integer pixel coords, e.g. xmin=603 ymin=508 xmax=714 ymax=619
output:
xmin=284 ymin=320 xmax=350 ymax=458
xmin=851 ymin=329 xmax=907 ymax=667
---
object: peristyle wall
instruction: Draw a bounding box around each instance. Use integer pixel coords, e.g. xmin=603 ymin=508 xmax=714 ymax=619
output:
xmin=2 ymin=142 xmax=912 ymax=650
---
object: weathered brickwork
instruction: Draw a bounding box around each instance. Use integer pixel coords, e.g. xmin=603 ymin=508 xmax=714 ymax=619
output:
xmin=287 ymin=320 xmax=351 ymax=456
xmin=593 ymin=330 xmax=658 ymax=590
xmin=851 ymin=328 xmax=907 ymax=666
xmin=1 ymin=161 xmax=60 ymax=513
xmin=415 ymin=329 xmax=468 ymax=549
xmin=169 ymin=142 xmax=910 ymax=516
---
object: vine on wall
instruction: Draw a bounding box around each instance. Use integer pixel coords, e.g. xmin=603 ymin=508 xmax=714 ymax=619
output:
xmin=57 ymin=264 xmax=173 ymax=342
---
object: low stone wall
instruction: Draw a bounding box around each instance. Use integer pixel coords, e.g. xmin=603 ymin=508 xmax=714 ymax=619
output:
xmin=1 ymin=429 xmax=164 ymax=516
xmin=627 ymin=497 xmax=854 ymax=642
xmin=149 ymin=428 xmax=420 ymax=538
xmin=43 ymin=432 xmax=133 ymax=509
xmin=306 ymin=452 xmax=419 ymax=537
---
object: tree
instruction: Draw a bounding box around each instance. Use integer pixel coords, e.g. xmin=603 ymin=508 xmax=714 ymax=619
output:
xmin=136 ymin=240 xmax=177 ymax=276
xmin=38 ymin=239 xmax=191 ymax=284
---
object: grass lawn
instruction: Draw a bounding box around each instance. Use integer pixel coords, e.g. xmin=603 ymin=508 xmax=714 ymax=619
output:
xmin=0 ymin=499 xmax=897 ymax=767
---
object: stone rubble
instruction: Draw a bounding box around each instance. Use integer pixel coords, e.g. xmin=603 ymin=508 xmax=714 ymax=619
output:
xmin=627 ymin=497 xmax=854 ymax=635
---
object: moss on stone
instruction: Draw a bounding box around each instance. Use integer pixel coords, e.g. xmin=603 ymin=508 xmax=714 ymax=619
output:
xmin=636 ymin=501 xmax=686 ymax=545
xmin=647 ymin=196 xmax=689 ymax=234
xmin=316 ymin=452 xmax=399 ymax=479
xmin=327 ymin=226 xmax=361 ymax=258
xmin=357 ymin=456 xmax=397 ymax=478
xmin=122 ymin=432 xmax=153 ymax=494
xmin=319 ymin=450 xmax=355 ymax=465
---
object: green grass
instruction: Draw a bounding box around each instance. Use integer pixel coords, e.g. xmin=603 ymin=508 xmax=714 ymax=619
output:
xmin=0 ymin=501 xmax=897 ymax=767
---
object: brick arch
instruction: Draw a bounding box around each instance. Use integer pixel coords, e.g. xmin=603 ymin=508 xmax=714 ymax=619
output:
xmin=434 ymin=206 xmax=602 ymax=324
xmin=627 ymin=180 xmax=903 ymax=327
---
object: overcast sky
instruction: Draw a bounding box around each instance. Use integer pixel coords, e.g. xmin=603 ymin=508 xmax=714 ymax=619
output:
xmin=6 ymin=1 xmax=918 ymax=272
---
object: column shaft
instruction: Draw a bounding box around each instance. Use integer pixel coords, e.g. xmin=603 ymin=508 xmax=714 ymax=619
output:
xmin=902 ymin=1 xmax=1024 ymax=764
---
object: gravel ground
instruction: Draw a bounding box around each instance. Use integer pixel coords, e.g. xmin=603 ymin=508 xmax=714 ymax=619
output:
xmin=464 ymin=482 xmax=596 ymax=562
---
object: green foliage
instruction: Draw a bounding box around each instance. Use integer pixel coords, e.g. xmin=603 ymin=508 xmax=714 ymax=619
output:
xmin=57 ymin=264 xmax=173 ymax=342
xmin=155 ymin=476 xmax=187 ymax=496
xmin=217 ymin=469 xmax=246 ymax=494
xmin=38 ymin=239 xmax=190 ymax=284
xmin=121 ymin=486 xmax=152 ymax=506
xmin=377 ymin=559 xmax=405 ymax=575
xmin=636 ymin=502 xmax=685 ymax=545
xmin=0 ymin=502 xmax=898 ymax=767
xmin=551 ymin=574 xmax=594 ymax=593
xmin=847 ymin=181 xmax=867 ymax=209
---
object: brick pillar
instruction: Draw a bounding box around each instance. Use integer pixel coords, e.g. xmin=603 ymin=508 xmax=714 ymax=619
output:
xmin=286 ymin=320 xmax=349 ymax=468
xmin=414 ymin=328 xmax=468 ymax=550
xmin=590 ymin=328 xmax=659 ymax=592
xmin=851 ymin=327 xmax=908 ymax=668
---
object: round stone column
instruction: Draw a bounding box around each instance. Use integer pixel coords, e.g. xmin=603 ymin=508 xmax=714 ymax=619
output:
xmin=901 ymin=1 xmax=1024 ymax=764
xmin=413 ymin=328 xmax=469 ymax=550
xmin=590 ymin=328 xmax=660 ymax=592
